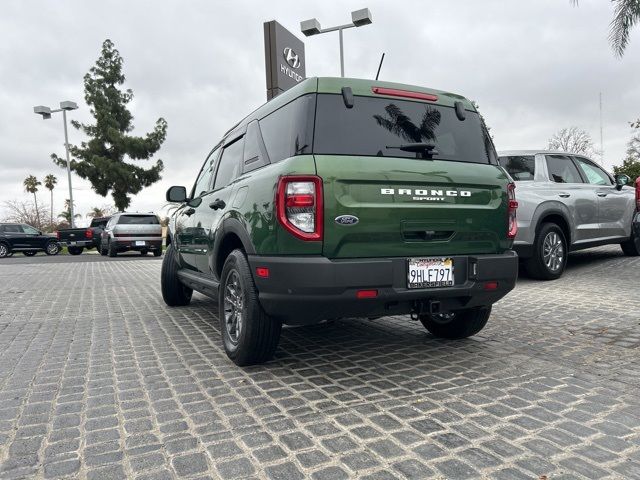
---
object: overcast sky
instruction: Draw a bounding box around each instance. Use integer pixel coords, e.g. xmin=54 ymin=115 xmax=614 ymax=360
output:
xmin=1 ymin=0 xmax=639 ymax=225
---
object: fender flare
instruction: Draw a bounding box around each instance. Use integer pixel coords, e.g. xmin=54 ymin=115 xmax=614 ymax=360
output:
xmin=210 ymin=217 xmax=256 ymax=277
xmin=531 ymin=203 xmax=573 ymax=244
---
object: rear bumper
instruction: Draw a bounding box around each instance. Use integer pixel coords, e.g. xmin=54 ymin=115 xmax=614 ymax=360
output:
xmin=60 ymin=240 xmax=93 ymax=248
xmin=111 ymin=239 xmax=162 ymax=251
xmin=249 ymin=251 xmax=518 ymax=325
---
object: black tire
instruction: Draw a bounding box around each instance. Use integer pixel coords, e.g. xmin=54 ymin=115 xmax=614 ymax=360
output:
xmin=0 ymin=242 xmax=10 ymax=258
xmin=67 ymin=246 xmax=84 ymax=256
xmin=22 ymin=251 xmax=37 ymax=257
xmin=45 ymin=241 xmax=60 ymax=256
xmin=107 ymin=241 xmax=117 ymax=257
xmin=100 ymin=243 xmax=107 ymax=256
xmin=153 ymin=249 xmax=162 ymax=257
xmin=140 ymin=249 xmax=148 ymax=256
xmin=621 ymin=225 xmax=640 ymax=256
xmin=219 ymin=249 xmax=281 ymax=366
xmin=161 ymin=244 xmax=192 ymax=307
xmin=419 ymin=306 xmax=492 ymax=339
xmin=523 ymin=223 xmax=567 ymax=280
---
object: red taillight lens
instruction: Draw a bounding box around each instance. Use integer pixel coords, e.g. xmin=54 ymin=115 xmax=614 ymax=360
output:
xmin=635 ymin=177 xmax=640 ymax=210
xmin=55 ymin=231 xmax=60 ymax=240
xmin=356 ymin=289 xmax=378 ymax=299
xmin=507 ymin=183 xmax=518 ymax=239
xmin=276 ymin=175 xmax=323 ymax=241
xmin=372 ymin=86 xmax=438 ymax=102
xmin=255 ymin=267 xmax=270 ymax=278
xmin=85 ymin=229 xmax=93 ymax=239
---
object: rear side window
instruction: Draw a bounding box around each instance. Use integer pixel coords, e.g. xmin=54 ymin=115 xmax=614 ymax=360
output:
xmin=214 ymin=138 xmax=243 ymax=190
xmin=499 ymin=156 xmax=536 ymax=181
xmin=313 ymin=94 xmax=490 ymax=164
xmin=574 ymin=157 xmax=612 ymax=185
xmin=545 ymin=155 xmax=583 ymax=184
xmin=259 ymin=94 xmax=314 ymax=163
xmin=1 ymin=224 xmax=22 ymax=233
xmin=91 ymin=219 xmax=109 ymax=228
xmin=117 ymin=215 xmax=159 ymax=225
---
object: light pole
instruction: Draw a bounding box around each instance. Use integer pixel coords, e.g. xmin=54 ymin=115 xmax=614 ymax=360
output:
xmin=34 ymin=101 xmax=79 ymax=227
xmin=301 ymin=8 xmax=373 ymax=77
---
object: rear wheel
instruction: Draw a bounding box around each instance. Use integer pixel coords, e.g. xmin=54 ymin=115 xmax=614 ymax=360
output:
xmin=219 ymin=249 xmax=281 ymax=366
xmin=45 ymin=241 xmax=60 ymax=256
xmin=22 ymin=251 xmax=37 ymax=257
xmin=621 ymin=224 xmax=640 ymax=256
xmin=161 ymin=244 xmax=192 ymax=306
xmin=419 ymin=306 xmax=491 ymax=339
xmin=523 ymin=223 xmax=567 ymax=280
xmin=140 ymin=249 xmax=148 ymax=256
xmin=107 ymin=241 xmax=117 ymax=257
xmin=153 ymin=249 xmax=162 ymax=257
xmin=100 ymin=243 xmax=107 ymax=256
xmin=67 ymin=246 xmax=84 ymax=255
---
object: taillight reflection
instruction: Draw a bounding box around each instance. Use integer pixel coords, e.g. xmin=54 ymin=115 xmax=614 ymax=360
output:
xmin=507 ymin=183 xmax=518 ymax=239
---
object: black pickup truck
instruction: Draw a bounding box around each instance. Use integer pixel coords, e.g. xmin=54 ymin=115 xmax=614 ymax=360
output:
xmin=56 ymin=217 xmax=110 ymax=255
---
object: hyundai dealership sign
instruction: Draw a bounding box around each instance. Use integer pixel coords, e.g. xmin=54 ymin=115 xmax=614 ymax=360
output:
xmin=264 ymin=21 xmax=306 ymax=100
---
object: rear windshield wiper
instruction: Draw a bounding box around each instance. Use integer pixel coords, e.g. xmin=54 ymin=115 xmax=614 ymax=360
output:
xmin=386 ymin=142 xmax=439 ymax=158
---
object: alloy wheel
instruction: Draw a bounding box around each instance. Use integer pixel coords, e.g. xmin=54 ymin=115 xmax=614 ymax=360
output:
xmin=0 ymin=244 xmax=7 ymax=257
xmin=543 ymin=231 xmax=564 ymax=272
xmin=47 ymin=243 xmax=59 ymax=255
xmin=223 ymin=270 xmax=244 ymax=345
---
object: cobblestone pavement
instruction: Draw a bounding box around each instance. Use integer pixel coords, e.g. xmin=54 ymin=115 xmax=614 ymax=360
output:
xmin=0 ymin=246 xmax=639 ymax=480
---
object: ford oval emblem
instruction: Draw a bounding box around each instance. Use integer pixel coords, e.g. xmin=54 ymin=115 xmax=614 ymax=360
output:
xmin=335 ymin=215 xmax=359 ymax=226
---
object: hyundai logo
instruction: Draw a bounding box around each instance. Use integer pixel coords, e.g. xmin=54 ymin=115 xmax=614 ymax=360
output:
xmin=335 ymin=215 xmax=359 ymax=226
xmin=283 ymin=47 xmax=301 ymax=69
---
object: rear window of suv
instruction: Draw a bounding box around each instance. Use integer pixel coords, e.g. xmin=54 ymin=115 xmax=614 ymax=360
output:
xmin=117 ymin=215 xmax=159 ymax=225
xmin=313 ymin=94 xmax=492 ymax=164
xmin=499 ymin=155 xmax=535 ymax=181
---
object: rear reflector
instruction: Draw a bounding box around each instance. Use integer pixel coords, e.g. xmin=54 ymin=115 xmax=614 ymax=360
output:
xmin=483 ymin=281 xmax=499 ymax=291
xmin=356 ymin=289 xmax=378 ymax=299
xmin=255 ymin=267 xmax=270 ymax=278
xmin=372 ymin=87 xmax=438 ymax=102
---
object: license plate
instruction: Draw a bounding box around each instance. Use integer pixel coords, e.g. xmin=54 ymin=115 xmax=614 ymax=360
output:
xmin=135 ymin=241 xmax=146 ymax=246
xmin=407 ymin=257 xmax=454 ymax=289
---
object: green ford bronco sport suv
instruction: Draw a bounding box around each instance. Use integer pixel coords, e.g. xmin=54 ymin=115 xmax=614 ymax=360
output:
xmin=162 ymin=77 xmax=519 ymax=366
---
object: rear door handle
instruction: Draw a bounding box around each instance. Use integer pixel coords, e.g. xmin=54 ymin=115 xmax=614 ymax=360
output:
xmin=558 ymin=193 xmax=571 ymax=198
xmin=209 ymin=199 xmax=226 ymax=210
xmin=597 ymin=192 xmax=608 ymax=197
xmin=184 ymin=207 xmax=196 ymax=216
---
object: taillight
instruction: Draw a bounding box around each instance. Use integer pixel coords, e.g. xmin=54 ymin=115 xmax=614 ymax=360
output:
xmin=276 ymin=175 xmax=323 ymax=241
xmin=371 ymin=86 xmax=438 ymax=102
xmin=55 ymin=231 xmax=60 ymax=240
xmin=635 ymin=177 xmax=640 ymax=210
xmin=507 ymin=183 xmax=518 ymax=239
xmin=85 ymin=229 xmax=93 ymax=239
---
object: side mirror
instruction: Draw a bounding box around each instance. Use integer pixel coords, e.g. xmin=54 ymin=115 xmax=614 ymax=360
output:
xmin=615 ymin=174 xmax=630 ymax=190
xmin=166 ymin=186 xmax=188 ymax=203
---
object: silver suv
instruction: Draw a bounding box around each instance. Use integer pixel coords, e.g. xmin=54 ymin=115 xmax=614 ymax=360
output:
xmin=498 ymin=150 xmax=639 ymax=279
xmin=100 ymin=213 xmax=162 ymax=257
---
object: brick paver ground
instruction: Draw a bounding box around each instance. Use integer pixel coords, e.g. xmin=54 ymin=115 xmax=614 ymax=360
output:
xmin=0 ymin=246 xmax=639 ymax=479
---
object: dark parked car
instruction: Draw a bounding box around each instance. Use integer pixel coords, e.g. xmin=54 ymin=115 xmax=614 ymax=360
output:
xmin=57 ymin=216 xmax=111 ymax=255
xmin=0 ymin=223 xmax=60 ymax=258
xmin=100 ymin=213 xmax=163 ymax=257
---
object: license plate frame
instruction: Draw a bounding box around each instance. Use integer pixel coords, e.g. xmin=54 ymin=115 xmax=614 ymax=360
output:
xmin=407 ymin=257 xmax=454 ymax=289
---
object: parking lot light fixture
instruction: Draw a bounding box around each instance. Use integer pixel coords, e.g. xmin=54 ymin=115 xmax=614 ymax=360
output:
xmin=33 ymin=101 xmax=79 ymax=227
xmin=300 ymin=8 xmax=373 ymax=77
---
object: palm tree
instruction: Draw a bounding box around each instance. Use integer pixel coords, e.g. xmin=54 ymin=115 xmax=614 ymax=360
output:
xmin=572 ymin=0 xmax=640 ymax=57
xmin=87 ymin=207 xmax=106 ymax=219
xmin=44 ymin=174 xmax=57 ymax=226
xmin=59 ymin=199 xmax=81 ymax=225
xmin=23 ymin=175 xmax=42 ymax=227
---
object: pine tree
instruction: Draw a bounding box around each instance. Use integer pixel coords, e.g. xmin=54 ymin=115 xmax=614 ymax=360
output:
xmin=52 ymin=39 xmax=167 ymax=211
